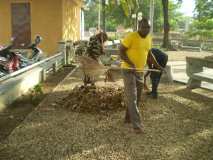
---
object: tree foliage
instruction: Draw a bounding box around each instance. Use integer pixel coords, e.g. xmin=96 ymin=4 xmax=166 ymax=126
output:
xmin=84 ymin=1 xmax=99 ymax=30
xmin=84 ymin=0 xmax=183 ymax=32
xmin=187 ymin=0 xmax=213 ymax=40
xmin=194 ymin=0 xmax=213 ymax=20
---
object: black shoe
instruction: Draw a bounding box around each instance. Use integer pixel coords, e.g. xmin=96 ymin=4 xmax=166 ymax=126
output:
xmin=146 ymin=92 xmax=153 ymax=96
xmin=151 ymin=93 xmax=158 ymax=99
xmin=147 ymin=92 xmax=158 ymax=99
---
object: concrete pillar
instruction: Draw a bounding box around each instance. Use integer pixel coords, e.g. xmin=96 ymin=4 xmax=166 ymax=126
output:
xmin=53 ymin=61 xmax=59 ymax=73
xmin=161 ymin=65 xmax=173 ymax=83
xmin=187 ymin=78 xmax=201 ymax=89
xmin=58 ymin=41 xmax=66 ymax=65
xmin=186 ymin=57 xmax=203 ymax=89
xmin=41 ymin=69 xmax=47 ymax=81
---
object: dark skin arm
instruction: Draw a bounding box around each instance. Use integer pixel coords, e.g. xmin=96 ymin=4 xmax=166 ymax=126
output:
xmin=144 ymin=50 xmax=164 ymax=91
xmin=144 ymin=51 xmax=154 ymax=80
xmin=119 ymin=44 xmax=135 ymax=68
xmin=148 ymin=51 xmax=164 ymax=71
xmin=144 ymin=62 xmax=152 ymax=78
xmin=144 ymin=69 xmax=151 ymax=91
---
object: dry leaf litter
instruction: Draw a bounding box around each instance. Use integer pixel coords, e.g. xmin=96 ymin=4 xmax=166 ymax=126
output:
xmin=60 ymin=85 xmax=125 ymax=114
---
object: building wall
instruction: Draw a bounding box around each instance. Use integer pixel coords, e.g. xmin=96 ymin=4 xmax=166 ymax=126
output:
xmin=62 ymin=0 xmax=81 ymax=42
xmin=31 ymin=0 xmax=63 ymax=55
xmin=0 ymin=0 xmax=82 ymax=55
xmin=0 ymin=1 xmax=12 ymax=45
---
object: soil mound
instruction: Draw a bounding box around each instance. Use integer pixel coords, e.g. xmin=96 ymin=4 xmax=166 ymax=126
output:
xmin=62 ymin=86 xmax=125 ymax=114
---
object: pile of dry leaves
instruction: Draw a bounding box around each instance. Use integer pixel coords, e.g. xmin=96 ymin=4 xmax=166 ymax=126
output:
xmin=61 ymin=85 xmax=125 ymax=114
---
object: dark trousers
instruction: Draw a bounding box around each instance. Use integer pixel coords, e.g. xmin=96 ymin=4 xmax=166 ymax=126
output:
xmin=150 ymin=71 xmax=162 ymax=97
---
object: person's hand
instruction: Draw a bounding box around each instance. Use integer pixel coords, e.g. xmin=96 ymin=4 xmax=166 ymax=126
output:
xmin=161 ymin=67 xmax=167 ymax=74
xmin=143 ymin=82 xmax=149 ymax=91
xmin=143 ymin=77 xmax=149 ymax=91
xmin=129 ymin=62 xmax=135 ymax=68
xmin=129 ymin=63 xmax=136 ymax=72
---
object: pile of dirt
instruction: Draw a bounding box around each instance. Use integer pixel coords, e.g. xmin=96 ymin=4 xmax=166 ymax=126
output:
xmin=61 ymin=85 xmax=125 ymax=114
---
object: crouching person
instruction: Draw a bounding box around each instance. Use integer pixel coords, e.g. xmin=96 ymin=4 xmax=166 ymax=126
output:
xmin=144 ymin=48 xmax=168 ymax=99
xmin=83 ymin=32 xmax=108 ymax=86
xmin=86 ymin=32 xmax=108 ymax=62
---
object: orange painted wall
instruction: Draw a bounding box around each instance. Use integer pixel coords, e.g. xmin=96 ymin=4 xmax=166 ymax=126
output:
xmin=0 ymin=0 xmax=82 ymax=55
xmin=0 ymin=1 xmax=11 ymax=45
xmin=31 ymin=0 xmax=63 ymax=55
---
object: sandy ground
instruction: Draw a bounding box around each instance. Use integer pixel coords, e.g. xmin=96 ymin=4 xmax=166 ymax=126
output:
xmin=166 ymin=50 xmax=213 ymax=61
xmin=0 ymin=59 xmax=213 ymax=160
xmin=0 ymin=68 xmax=73 ymax=143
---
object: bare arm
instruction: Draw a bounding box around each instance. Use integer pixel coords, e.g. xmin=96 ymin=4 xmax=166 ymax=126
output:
xmin=149 ymin=51 xmax=164 ymax=71
xmin=119 ymin=44 xmax=135 ymax=68
xmin=144 ymin=62 xmax=151 ymax=90
xmin=144 ymin=71 xmax=150 ymax=78
xmin=145 ymin=51 xmax=153 ymax=78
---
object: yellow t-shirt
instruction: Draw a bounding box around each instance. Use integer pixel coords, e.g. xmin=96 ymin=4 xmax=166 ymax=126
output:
xmin=121 ymin=32 xmax=152 ymax=70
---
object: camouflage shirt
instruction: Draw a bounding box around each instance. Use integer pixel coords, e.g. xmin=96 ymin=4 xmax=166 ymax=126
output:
xmin=86 ymin=35 xmax=104 ymax=61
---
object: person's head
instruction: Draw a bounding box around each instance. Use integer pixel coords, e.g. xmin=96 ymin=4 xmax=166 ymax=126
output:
xmin=96 ymin=32 xmax=108 ymax=44
xmin=138 ymin=18 xmax=150 ymax=38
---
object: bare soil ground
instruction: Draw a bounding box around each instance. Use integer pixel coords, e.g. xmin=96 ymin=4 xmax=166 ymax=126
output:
xmin=0 ymin=51 xmax=213 ymax=160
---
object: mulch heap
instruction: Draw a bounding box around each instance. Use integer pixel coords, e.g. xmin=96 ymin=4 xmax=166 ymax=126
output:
xmin=61 ymin=85 xmax=125 ymax=114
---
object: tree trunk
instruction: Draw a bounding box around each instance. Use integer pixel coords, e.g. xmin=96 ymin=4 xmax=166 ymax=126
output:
xmin=149 ymin=0 xmax=154 ymax=34
xmin=102 ymin=0 xmax=106 ymax=32
xmin=162 ymin=0 xmax=170 ymax=49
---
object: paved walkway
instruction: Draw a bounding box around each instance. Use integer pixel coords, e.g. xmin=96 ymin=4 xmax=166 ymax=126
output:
xmin=168 ymin=61 xmax=213 ymax=90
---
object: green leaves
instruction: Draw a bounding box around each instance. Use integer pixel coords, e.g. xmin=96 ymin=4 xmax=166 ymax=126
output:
xmin=187 ymin=19 xmax=213 ymax=40
xmin=84 ymin=0 xmax=184 ymax=32
xmin=195 ymin=0 xmax=213 ymax=19
xmin=187 ymin=0 xmax=213 ymax=40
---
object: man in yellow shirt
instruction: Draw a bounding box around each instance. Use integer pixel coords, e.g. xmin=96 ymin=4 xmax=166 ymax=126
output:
xmin=120 ymin=18 xmax=152 ymax=134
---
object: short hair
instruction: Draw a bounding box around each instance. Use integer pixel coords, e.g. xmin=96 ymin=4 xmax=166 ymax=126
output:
xmin=138 ymin=17 xmax=150 ymax=28
xmin=96 ymin=32 xmax=108 ymax=42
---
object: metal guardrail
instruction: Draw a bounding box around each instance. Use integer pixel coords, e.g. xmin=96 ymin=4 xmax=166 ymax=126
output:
xmin=0 ymin=52 xmax=64 ymax=83
xmin=0 ymin=40 xmax=76 ymax=83
xmin=0 ymin=42 xmax=75 ymax=110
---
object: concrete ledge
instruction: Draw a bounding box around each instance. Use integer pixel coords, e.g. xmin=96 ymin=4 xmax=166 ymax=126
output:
xmin=181 ymin=45 xmax=201 ymax=52
xmin=0 ymin=67 xmax=43 ymax=111
xmin=186 ymin=57 xmax=213 ymax=89
xmin=191 ymin=72 xmax=213 ymax=84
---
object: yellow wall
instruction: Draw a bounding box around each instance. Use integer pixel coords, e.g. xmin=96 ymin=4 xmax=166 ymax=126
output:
xmin=62 ymin=0 xmax=81 ymax=41
xmin=0 ymin=1 xmax=11 ymax=45
xmin=0 ymin=0 xmax=82 ymax=55
xmin=31 ymin=0 xmax=62 ymax=55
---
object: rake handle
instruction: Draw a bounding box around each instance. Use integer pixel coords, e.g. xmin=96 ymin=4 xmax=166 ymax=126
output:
xmin=109 ymin=66 xmax=161 ymax=73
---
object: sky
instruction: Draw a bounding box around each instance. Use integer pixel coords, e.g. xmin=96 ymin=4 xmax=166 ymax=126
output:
xmin=179 ymin=0 xmax=195 ymax=17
